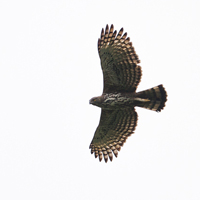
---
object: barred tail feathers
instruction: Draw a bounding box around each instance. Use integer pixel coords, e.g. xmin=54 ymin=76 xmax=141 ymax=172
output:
xmin=135 ymin=85 xmax=167 ymax=112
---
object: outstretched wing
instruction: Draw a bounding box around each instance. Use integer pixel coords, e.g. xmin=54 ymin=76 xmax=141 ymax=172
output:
xmin=98 ymin=24 xmax=142 ymax=93
xmin=89 ymin=108 xmax=138 ymax=162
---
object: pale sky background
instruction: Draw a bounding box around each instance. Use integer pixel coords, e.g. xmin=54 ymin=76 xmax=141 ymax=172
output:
xmin=0 ymin=0 xmax=200 ymax=199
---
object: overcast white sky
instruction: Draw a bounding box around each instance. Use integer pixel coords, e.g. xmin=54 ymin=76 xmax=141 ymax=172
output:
xmin=0 ymin=0 xmax=200 ymax=199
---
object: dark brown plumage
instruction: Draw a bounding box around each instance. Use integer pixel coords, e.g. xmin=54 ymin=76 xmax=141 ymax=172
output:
xmin=89 ymin=24 xmax=167 ymax=162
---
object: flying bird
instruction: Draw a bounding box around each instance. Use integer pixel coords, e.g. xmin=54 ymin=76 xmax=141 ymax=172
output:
xmin=89 ymin=24 xmax=167 ymax=162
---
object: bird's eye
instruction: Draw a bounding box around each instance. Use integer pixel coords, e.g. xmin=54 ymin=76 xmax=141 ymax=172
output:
xmin=93 ymin=99 xmax=96 ymax=101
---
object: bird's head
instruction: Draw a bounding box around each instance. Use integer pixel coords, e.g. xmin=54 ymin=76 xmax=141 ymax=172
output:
xmin=89 ymin=96 xmax=103 ymax=107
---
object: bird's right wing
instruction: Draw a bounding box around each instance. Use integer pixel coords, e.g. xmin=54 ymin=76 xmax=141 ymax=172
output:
xmin=89 ymin=108 xmax=138 ymax=162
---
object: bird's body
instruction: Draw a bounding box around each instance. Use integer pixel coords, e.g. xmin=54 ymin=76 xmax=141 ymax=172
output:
xmin=90 ymin=84 xmax=166 ymax=111
xmin=90 ymin=93 xmax=135 ymax=109
xmin=89 ymin=24 xmax=167 ymax=162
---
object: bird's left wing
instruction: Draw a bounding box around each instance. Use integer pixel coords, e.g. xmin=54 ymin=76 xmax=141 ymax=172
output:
xmin=89 ymin=108 xmax=138 ymax=162
xmin=98 ymin=24 xmax=142 ymax=93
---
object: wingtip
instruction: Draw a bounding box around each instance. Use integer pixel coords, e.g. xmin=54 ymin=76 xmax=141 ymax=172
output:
xmin=119 ymin=27 xmax=124 ymax=33
xmin=101 ymin=28 xmax=104 ymax=35
xmin=104 ymin=155 xmax=108 ymax=163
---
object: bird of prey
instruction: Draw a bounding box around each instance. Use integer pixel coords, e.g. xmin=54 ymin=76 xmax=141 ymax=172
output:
xmin=89 ymin=24 xmax=167 ymax=162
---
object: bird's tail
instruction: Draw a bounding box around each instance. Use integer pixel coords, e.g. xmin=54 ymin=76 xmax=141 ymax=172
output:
xmin=134 ymin=84 xmax=167 ymax=112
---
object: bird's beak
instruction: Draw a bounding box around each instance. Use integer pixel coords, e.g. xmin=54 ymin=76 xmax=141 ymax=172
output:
xmin=89 ymin=99 xmax=92 ymax=104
